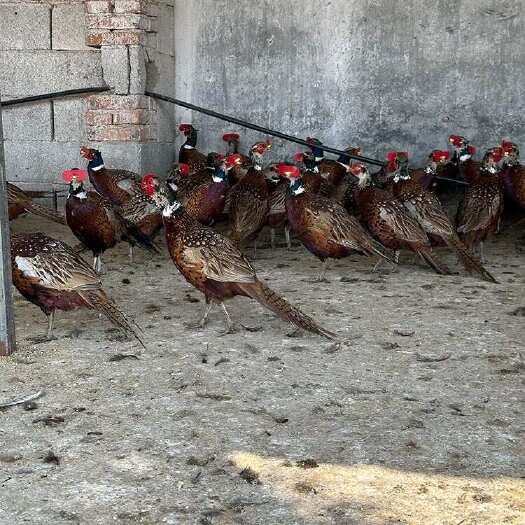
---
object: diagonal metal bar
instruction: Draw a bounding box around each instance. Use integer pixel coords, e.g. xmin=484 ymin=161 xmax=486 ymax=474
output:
xmin=146 ymin=90 xmax=387 ymax=167
xmin=1 ymin=86 xmax=110 ymax=108
xmin=0 ymin=95 xmax=16 ymax=355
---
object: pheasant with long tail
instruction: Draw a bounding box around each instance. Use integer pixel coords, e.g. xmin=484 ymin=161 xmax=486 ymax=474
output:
xmin=10 ymin=232 xmax=145 ymax=347
xmin=7 ymin=182 xmax=66 ymax=224
xmin=140 ymin=175 xmax=336 ymax=340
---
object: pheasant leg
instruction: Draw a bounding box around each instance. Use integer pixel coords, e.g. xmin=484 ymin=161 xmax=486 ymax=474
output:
xmin=285 ymin=227 xmax=291 ymax=249
xmin=218 ymin=303 xmax=237 ymax=335
xmin=46 ymin=311 xmax=55 ymax=340
xmin=198 ymin=303 xmax=213 ymax=328
xmin=129 ymin=245 xmax=134 ymax=263
xmin=270 ymin=229 xmax=276 ymax=250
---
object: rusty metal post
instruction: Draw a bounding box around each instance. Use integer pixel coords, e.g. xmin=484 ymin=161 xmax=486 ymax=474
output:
xmin=0 ymin=95 xmax=16 ymax=355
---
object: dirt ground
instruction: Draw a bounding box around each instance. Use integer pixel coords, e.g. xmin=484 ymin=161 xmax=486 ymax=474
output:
xmin=1 ymin=208 xmax=524 ymax=525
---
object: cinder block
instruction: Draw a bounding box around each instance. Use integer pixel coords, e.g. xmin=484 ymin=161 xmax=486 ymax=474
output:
xmin=52 ymin=3 xmax=91 ymax=51
xmin=0 ymin=5 xmax=50 ymax=50
xmin=140 ymin=142 xmax=175 ymax=175
xmin=53 ymin=98 xmax=86 ymax=142
xmin=114 ymin=0 xmax=149 ymax=14
xmin=85 ymin=1 xmax=114 ymax=14
xmin=2 ymin=103 xmax=52 ymax=142
xmin=145 ymin=50 xmax=174 ymax=95
xmin=154 ymin=100 xmax=176 ymax=143
xmin=101 ymin=46 xmax=129 ymax=95
xmin=157 ymin=3 xmax=174 ymax=56
xmin=0 ymin=50 xmax=104 ymax=98
xmin=129 ymin=45 xmax=146 ymax=94
xmin=4 ymin=141 xmax=86 ymax=186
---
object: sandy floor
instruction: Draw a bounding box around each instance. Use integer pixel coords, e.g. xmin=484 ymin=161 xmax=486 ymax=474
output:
xmin=0 ymin=209 xmax=524 ymax=525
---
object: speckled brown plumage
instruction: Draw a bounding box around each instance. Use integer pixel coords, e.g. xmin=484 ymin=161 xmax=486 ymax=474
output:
xmin=228 ymin=167 xmax=270 ymax=245
xmin=156 ymin=200 xmax=335 ymax=339
xmin=7 ymin=182 xmax=66 ymax=224
xmin=10 ymin=232 xmax=144 ymax=346
xmin=352 ymin=169 xmax=450 ymax=275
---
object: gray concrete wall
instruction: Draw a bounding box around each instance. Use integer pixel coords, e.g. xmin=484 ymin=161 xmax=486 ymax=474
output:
xmin=0 ymin=1 xmax=105 ymax=189
xmin=174 ymin=0 xmax=524 ymax=165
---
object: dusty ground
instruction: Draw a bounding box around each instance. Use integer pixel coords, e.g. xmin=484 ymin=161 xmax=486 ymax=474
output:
xmin=1 ymin=210 xmax=524 ymax=525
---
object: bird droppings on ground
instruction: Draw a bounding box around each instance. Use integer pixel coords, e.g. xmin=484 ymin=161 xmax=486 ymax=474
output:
xmin=0 ymin=215 xmax=524 ymax=524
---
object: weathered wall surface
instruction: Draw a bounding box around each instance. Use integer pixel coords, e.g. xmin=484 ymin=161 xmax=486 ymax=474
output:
xmin=174 ymin=0 xmax=524 ymax=164
xmin=0 ymin=0 xmax=176 ymax=188
xmin=0 ymin=0 xmax=105 ymax=189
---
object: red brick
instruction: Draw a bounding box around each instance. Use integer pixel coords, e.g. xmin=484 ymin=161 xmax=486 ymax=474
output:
xmin=113 ymin=109 xmax=151 ymax=125
xmin=85 ymin=1 xmax=114 ymax=14
xmin=113 ymin=0 xmax=149 ymax=14
xmin=86 ymin=13 xmax=151 ymax=31
xmin=85 ymin=110 xmax=113 ymax=126
xmin=87 ymin=94 xmax=152 ymax=111
xmin=86 ymin=30 xmax=145 ymax=47
xmin=87 ymin=125 xmax=150 ymax=142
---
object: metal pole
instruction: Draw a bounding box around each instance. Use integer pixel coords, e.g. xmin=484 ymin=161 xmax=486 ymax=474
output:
xmin=145 ymin=91 xmax=387 ymax=167
xmin=0 ymin=95 xmax=16 ymax=355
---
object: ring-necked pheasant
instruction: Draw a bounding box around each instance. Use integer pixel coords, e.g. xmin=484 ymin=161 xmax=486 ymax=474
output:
xmin=500 ymin=140 xmax=525 ymax=209
xmin=277 ymin=164 xmax=394 ymax=280
xmin=456 ymin=147 xmax=505 ymax=261
xmin=306 ymin=137 xmax=347 ymax=189
xmin=228 ymin=141 xmax=273 ymax=249
xmin=63 ymin=169 xmax=157 ymax=272
xmin=140 ymin=175 xmax=336 ymax=340
xmin=170 ymin=154 xmax=241 ymax=225
xmin=178 ymin=123 xmax=207 ymax=172
xmin=384 ymin=152 xmax=497 ymax=283
xmin=350 ymin=164 xmax=451 ymax=275
xmin=448 ymin=135 xmax=480 ymax=183
xmin=10 ymin=232 xmax=145 ymax=347
xmin=80 ymin=147 xmax=162 ymax=259
xmin=7 ymin=182 xmax=66 ymax=224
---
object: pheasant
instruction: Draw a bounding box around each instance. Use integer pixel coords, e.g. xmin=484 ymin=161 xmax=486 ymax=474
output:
xmin=178 ymin=123 xmax=208 ymax=171
xmin=277 ymin=164 xmax=394 ymax=280
xmin=10 ymin=232 xmax=145 ymax=346
xmin=350 ymin=164 xmax=451 ymax=275
xmin=140 ymin=175 xmax=336 ymax=340
xmin=7 ymin=182 xmax=66 ymax=224
xmin=385 ymin=152 xmax=497 ymax=283
xmin=63 ymin=169 xmax=157 ymax=272
xmin=456 ymin=147 xmax=505 ymax=261
xmin=169 ymin=154 xmax=241 ymax=225
xmin=266 ymin=172 xmax=292 ymax=249
xmin=222 ymin=132 xmax=251 ymax=184
xmin=80 ymin=147 xmax=162 ymax=259
xmin=500 ymin=140 xmax=525 ymax=209
xmin=306 ymin=137 xmax=347 ymax=189
xmin=228 ymin=141 xmax=273 ymax=248
xmin=448 ymin=135 xmax=480 ymax=183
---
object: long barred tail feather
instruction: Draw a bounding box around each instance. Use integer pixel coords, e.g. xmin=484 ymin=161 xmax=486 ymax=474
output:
xmin=79 ymin=289 xmax=147 ymax=349
xmin=239 ymin=280 xmax=337 ymax=340
xmin=417 ymin=248 xmax=451 ymax=276
xmin=26 ymin=202 xmax=66 ymax=225
xmin=445 ymin=235 xmax=497 ymax=283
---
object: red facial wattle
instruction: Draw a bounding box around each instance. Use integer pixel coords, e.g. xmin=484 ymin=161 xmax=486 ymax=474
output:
xmin=225 ymin=153 xmax=243 ymax=168
xmin=276 ymin=164 xmax=300 ymax=179
xmin=178 ymin=163 xmax=190 ymax=176
xmin=141 ymin=174 xmax=158 ymax=196
xmin=222 ymin=132 xmax=240 ymax=142
xmin=63 ymin=169 xmax=88 ymax=183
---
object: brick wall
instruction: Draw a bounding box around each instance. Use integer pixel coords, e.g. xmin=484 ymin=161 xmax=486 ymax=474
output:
xmin=0 ymin=0 xmax=176 ymax=189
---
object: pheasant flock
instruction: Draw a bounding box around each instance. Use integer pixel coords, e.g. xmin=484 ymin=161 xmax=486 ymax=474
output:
xmin=6 ymin=126 xmax=523 ymax=347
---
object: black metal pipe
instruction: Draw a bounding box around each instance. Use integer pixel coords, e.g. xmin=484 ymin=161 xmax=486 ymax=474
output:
xmin=2 ymin=87 xmax=111 ymax=107
xmin=146 ymin=90 xmax=387 ymax=167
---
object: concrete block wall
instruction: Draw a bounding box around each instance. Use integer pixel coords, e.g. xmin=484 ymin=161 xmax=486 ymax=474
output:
xmin=0 ymin=0 xmax=176 ymax=189
xmin=0 ymin=0 xmax=105 ymax=189
xmin=84 ymin=0 xmax=176 ymax=175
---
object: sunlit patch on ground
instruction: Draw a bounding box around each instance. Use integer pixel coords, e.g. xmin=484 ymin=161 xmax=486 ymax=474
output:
xmin=231 ymin=451 xmax=525 ymax=524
